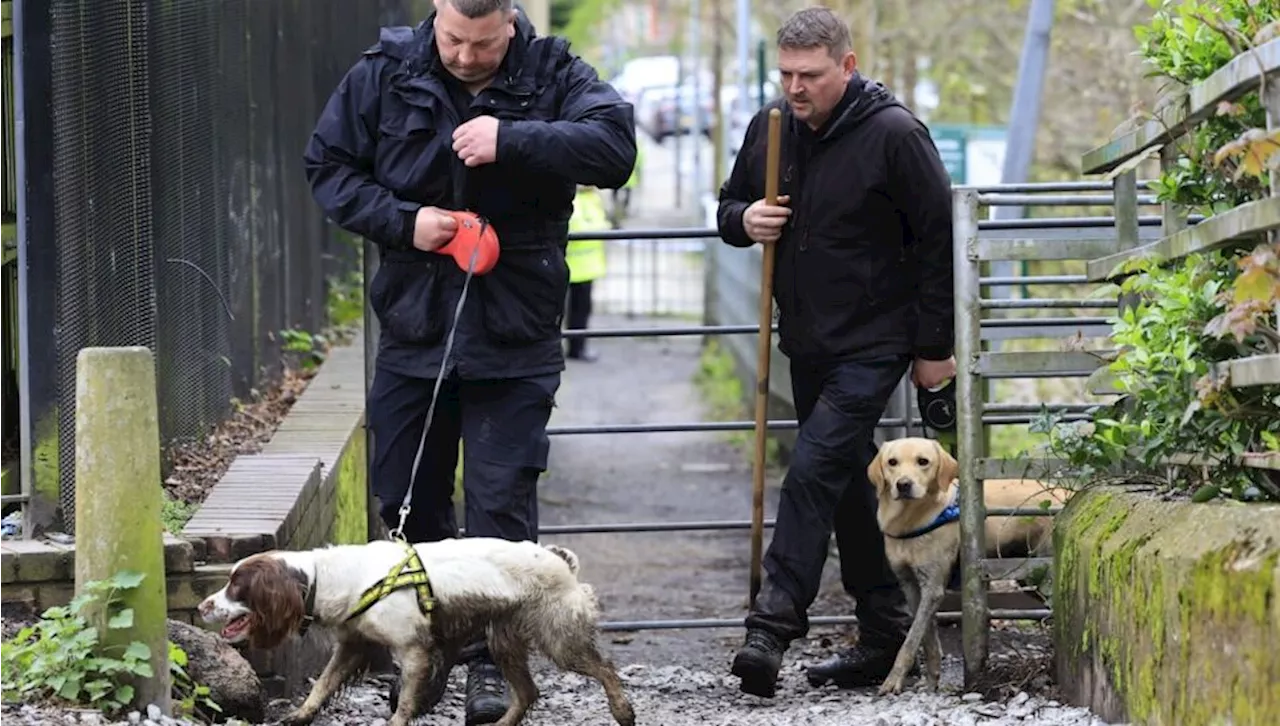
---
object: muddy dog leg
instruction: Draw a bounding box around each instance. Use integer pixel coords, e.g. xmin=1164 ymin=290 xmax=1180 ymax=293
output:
xmin=879 ymin=567 xmax=946 ymax=696
xmin=922 ymin=614 xmax=943 ymax=690
xmin=388 ymin=643 xmax=433 ymax=726
xmin=489 ymin=624 xmax=538 ymax=726
xmin=283 ymin=636 xmax=371 ymax=725
xmin=546 ymin=636 xmax=635 ymax=726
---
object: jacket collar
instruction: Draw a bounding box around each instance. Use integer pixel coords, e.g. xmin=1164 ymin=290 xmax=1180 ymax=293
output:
xmin=400 ymin=10 xmax=537 ymax=96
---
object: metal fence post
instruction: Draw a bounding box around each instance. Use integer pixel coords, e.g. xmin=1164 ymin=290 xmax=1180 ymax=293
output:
xmin=953 ymin=187 xmax=989 ymax=685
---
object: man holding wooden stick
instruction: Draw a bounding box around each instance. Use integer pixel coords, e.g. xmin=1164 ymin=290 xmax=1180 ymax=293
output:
xmin=715 ymin=7 xmax=956 ymax=698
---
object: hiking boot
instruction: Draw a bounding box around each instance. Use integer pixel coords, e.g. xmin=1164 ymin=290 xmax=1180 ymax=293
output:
xmin=730 ymin=628 xmax=787 ymax=698
xmin=386 ymin=661 xmax=449 ymax=717
xmin=465 ymin=659 xmax=509 ymax=725
xmin=805 ymin=641 xmax=912 ymax=689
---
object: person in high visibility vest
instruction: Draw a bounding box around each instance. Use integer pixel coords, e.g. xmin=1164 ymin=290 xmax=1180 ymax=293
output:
xmin=565 ymin=186 xmax=610 ymax=361
xmin=610 ymin=141 xmax=643 ymax=227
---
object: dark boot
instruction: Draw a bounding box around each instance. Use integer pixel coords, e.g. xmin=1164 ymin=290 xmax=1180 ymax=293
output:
xmin=730 ymin=629 xmax=788 ymax=698
xmin=805 ymin=640 xmax=912 ymax=689
xmin=465 ymin=659 xmax=509 ymax=725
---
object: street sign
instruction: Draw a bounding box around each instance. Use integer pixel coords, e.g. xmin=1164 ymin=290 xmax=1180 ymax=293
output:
xmin=927 ymin=124 xmax=1008 ymax=186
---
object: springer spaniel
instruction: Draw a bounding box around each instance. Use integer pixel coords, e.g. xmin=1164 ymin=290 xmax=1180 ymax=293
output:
xmin=198 ymin=537 xmax=635 ymax=726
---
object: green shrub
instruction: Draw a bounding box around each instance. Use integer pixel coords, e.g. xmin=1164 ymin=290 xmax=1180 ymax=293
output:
xmin=1032 ymin=0 xmax=1280 ymax=503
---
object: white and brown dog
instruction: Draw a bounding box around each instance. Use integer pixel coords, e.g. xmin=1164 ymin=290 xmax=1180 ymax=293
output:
xmin=867 ymin=437 xmax=1069 ymax=695
xmin=198 ymin=537 xmax=635 ymax=726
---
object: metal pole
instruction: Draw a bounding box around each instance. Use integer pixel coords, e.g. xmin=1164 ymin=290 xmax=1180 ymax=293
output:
xmin=736 ymin=0 xmax=750 ymax=119
xmin=988 ymin=0 xmax=1056 ymax=305
xmin=690 ymin=0 xmax=702 ymax=203
xmin=953 ymin=188 xmax=989 ymax=686
xmin=756 ymin=39 xmax=766 ymax=107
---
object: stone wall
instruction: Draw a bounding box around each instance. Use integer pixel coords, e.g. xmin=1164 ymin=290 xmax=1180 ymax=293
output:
xmin=1053 ymin=486 xmax=1280 ymax=725
xmin=1 ymin=335 xmax=370 ymax=697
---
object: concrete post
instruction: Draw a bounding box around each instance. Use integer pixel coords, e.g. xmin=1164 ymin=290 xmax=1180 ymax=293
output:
xmin=74 ymin=347 xmax=172 ymax=714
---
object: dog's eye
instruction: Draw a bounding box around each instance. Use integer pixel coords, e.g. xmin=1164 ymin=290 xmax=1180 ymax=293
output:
xmin=917 ymin=457 xmax=930 ymax=467
xmin=887 ymin=458 xmax=898 ymax=467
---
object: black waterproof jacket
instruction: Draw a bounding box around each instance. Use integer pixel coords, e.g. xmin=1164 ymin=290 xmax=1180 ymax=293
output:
xmin=716 ymin=74 xmax=954 ymax=364
xmin=304 ymin=12 xmax=636 ymax=380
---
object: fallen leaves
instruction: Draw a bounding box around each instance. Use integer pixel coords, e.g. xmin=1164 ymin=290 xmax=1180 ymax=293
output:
xmin=162 ymin=365 xmax=316 ymax=505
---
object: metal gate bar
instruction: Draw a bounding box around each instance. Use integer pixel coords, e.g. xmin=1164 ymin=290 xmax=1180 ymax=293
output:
xmin=950 ymin=178 xmax=1142 ymax=686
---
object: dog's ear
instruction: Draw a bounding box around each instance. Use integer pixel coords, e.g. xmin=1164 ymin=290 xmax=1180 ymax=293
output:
xmin=239 ymin=557 xmax=306 ymax=650
xmin=867 ymin=444 xmax=888 ymax=494
xmin=934 ymin=439 xmax=959 ymax=491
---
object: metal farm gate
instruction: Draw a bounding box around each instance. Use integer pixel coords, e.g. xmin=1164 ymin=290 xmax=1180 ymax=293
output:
xmin=467 ymin=177 xmax=1161 ymax=684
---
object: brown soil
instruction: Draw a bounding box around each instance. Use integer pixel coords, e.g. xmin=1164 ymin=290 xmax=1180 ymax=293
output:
xmin=160 ymin=362 xmax=318 ymax=507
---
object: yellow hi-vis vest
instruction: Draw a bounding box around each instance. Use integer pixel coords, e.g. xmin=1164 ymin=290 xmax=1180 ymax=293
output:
xmin=566 ymin=189 xmax=609 ymax=283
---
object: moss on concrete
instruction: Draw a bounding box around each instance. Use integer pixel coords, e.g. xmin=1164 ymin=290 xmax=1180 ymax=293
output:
xmin=331 ymin=422 xmax=368 ymax=545
xmin=1054 ymin=486 xmax=1280 ymax=725
xmin=72 ymin=347 xmax=172 ymax=713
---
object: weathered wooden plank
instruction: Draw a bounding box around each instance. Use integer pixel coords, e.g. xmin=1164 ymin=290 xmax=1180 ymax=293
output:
xmin=978 ymin=235 xmax=1120 ymax=262
xmin=1088 ymin=197 xmax=1280 ymax=281
xmin=977 ymin=351 xmax=1115 ymax=378
xmin=1081 ymin=38 xmax=1280 ymax=174
xmin=1218 ymin=353 xmax=1280 ymax=388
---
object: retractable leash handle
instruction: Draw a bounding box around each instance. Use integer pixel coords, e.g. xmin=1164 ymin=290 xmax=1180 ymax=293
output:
xmin=433 ymin=210 xmax=500 ymax=275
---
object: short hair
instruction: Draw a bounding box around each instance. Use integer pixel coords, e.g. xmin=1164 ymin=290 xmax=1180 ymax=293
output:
xmin=776 ymin=7 xmax=852 ymax=59
xmin=446 ymin=0 xmax=514 ymax=19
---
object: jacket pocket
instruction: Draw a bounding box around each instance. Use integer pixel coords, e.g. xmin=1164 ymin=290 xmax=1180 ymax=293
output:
xmin=375 ymin=105 xmax=450 ymax=199
xmin=478 ymin=246 xmax=569 ymax=345
xmin=370 ymin=259 xmax=446 ymax=345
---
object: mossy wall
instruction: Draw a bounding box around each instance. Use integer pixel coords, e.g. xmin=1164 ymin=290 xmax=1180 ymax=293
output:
xmin=1054 ymin=486 xmax=1280 ymax=726
xmin=331 ymin=420 xmax=368 ymax=545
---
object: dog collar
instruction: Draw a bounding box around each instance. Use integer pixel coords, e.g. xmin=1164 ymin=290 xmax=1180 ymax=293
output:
xmin=885 ymin=487 xmax=960 ymax=540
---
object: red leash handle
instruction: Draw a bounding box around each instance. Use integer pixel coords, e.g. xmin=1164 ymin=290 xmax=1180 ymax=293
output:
xmin=433 ymin=210 xmax=500 ymax=275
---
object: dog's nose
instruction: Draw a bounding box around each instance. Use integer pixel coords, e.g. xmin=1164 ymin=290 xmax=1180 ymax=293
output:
xmin=895 ymin=480 xmax=913 ymax=497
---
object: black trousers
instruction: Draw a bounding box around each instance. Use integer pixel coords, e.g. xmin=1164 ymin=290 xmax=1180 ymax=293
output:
xmin=367 ymin=367 xmax=560 ymax=662
xmin=565 ymin=281 xmax=594 ymax=357
xmin=746 ymin=354 xmax=914 ymax=649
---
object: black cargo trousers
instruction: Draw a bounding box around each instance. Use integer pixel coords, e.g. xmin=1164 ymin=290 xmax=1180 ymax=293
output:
xmin=367 ymin=366 xmax=560 ymax=662
xmin=746 ymin=354 xmax=914 ymax=649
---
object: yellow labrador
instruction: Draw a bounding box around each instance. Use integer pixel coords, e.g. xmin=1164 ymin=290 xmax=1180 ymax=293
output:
xmin=867 ymin=437 xmax=1068 ymax=694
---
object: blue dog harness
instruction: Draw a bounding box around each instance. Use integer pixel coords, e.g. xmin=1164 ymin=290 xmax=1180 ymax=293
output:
xmin=884 ymin=487 xmax=961 ymax=540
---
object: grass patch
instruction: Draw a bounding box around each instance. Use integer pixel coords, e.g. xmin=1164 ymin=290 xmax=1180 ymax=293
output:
xmin=693 ymin=338 xmax=782 ymax=465
xmin=161 ymin=495 xmax=197 ymax=535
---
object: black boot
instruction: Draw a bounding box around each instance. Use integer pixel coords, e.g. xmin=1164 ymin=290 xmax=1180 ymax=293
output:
xmin=731 ymin=629 xmax=788 ymax=698
xmin=805 ymin=640 xmax=910 ymax=689
xmin=465 ymin=659 xmax=509 ymax=725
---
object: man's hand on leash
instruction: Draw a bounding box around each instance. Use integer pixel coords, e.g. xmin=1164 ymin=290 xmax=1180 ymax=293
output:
xmin=413 ymin=207 xmax=459 ymax=252
xmin=911 ymin=356 xmax=956 ymax=390
xmin=743 ymin=195 xmax=791 ymax=244
xmin=452 ymin=116 xmax=500 ymax=167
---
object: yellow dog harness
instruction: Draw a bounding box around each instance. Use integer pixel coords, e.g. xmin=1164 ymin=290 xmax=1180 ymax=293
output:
xmin=345 ymin=542 xmax=436 ymax=621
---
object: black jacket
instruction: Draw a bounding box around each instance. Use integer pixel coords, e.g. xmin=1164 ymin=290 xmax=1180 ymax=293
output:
xmin=716 ymin=74 xmax=954 ymax=364
xmin=304 ymin=12 xmax=637 ymax=380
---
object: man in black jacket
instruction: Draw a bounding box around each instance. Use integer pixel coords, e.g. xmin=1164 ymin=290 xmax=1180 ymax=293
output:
xmin=716 ymin=7 xmax=955 ymax=698
xmin=303 ymin=0 xmax=636 ymax=722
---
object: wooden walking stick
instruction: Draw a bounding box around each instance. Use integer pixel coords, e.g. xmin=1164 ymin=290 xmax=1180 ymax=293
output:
xmin=750 ymin=108 xmax=783 ymax=608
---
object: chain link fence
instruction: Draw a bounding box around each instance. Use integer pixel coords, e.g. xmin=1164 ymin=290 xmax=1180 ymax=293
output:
xmin=12 ymin=0 xmax=419 ymax=533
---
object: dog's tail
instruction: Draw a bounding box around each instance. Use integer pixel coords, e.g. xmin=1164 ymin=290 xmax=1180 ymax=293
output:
xmin=543 ymin=544 xmax=580 ymax=575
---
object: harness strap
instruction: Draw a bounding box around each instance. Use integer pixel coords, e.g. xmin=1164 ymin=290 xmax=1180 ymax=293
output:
xmin=347 ymin=543 xmax=436 ymax=621
xmin=885 ymin=488 xmax=961 ymax=540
